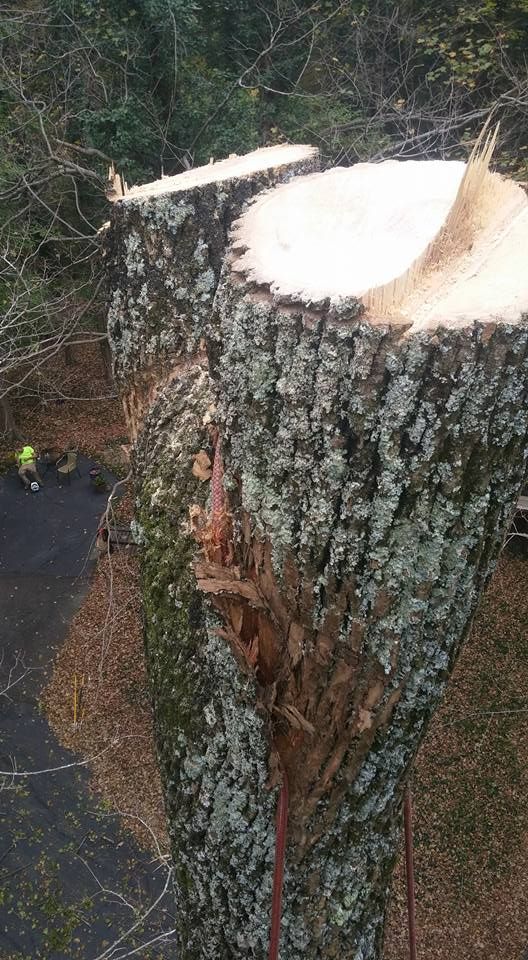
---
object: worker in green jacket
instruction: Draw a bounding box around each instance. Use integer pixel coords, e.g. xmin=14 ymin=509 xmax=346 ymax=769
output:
xmin=15 ymin=443 xmax=42 ymax=489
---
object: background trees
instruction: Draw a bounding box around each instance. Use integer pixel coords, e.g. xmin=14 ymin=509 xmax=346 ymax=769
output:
xmin=1 ymin=0 xmax=527 ymax=424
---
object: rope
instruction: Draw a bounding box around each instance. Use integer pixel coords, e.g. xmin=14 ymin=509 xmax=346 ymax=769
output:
xmin=268 ymin=773 xmax=289 ymax=960
xmin=211 ymin=432 xmax=225 ymax=522
xmin=404 ymin=786 xmax=418 ymax=960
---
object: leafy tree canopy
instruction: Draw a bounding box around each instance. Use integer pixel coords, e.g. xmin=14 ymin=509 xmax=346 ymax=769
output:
xmin=0 ymin=0 xmax=526 ymax=405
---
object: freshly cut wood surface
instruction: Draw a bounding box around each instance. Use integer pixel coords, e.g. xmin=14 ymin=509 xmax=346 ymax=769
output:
xmin=231 ymin=157 xmax=528 ymax=324
xmin=124 ymin=144 xmax=318 ymax=200
xmin=232 ymin=160 xmax=463 ymax=299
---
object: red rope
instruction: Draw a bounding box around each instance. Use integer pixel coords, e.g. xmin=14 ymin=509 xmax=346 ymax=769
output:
xmin=211 ymin=433 xmax=224 ymax=522
xmin=404 ymin=786 xmax=418 ymax=960
xmin=268 ymin=772 xmax=289 ymax=960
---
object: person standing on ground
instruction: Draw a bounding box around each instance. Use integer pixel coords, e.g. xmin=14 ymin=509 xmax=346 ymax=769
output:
xmin=15 ymin=443 xmax=43 ymax=489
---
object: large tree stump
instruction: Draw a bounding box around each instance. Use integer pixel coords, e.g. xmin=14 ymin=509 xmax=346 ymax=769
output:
xmin=107 ymin=147 xmax=528 ymax=959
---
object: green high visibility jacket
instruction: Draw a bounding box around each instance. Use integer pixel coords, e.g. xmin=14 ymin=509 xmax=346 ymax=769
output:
xmin=17 ymin=445 xmax=36 ymax=465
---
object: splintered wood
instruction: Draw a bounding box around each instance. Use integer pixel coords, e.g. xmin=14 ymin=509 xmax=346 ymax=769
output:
xmin=191 ymin=464 xmax=403 ymax=837
xmin=106 ymin=162 xmax=128 ymax=201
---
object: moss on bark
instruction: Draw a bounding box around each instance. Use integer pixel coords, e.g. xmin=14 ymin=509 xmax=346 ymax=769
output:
xmin=133 ymin=364 xmax=277 ymax=957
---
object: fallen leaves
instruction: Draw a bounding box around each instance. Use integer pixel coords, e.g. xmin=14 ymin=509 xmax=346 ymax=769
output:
xmin=1 ymin=342 xmax=128 ymax=464
xmin=385 ymin=550 xmax=528 ymax=960
xmin=43 ymin=537 xmax=168 ymax=855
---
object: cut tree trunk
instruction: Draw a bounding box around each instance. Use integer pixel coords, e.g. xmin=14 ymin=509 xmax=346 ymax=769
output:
xmin=107 ymin=145 xmax=528 ymax=960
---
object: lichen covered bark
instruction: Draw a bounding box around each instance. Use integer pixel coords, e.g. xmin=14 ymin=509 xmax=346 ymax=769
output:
xmin=133 ymin=364 xmax=277 ymax=956
xmin=205 ymin=268 xmax=528 ymax=957
xmin=105 ymin=151 xmax=319 ymax=406
xmin=105 ymin=152 xmax=323 ymax=959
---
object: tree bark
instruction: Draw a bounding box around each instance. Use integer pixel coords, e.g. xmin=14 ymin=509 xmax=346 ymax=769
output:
xmin=0 ymin=395 xmax=21 ymax=440
xmin=107 ymin=153 xmax=528 ymax=960
xmin=204 ymin=274 xmax=528 ymax=957
xmin=106 ymin=147 xmax=320 ymax=957
xmin=106 ymin=148 xmax=319 ymax=437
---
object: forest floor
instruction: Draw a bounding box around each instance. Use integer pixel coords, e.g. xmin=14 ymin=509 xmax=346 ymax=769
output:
xmin=385 ymin=549 xmax=528 ymax=960
xmin=7 ymin=344 xmax=528 ymax=960
xmin=0 ymin=468 xmax=173 ymax=958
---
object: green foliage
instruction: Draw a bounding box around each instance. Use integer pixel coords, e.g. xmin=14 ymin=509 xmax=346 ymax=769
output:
xmin=0 ymin=0 xmax=527 ymax=401
xmin=175 ymin=59 xmax=260 ymax=163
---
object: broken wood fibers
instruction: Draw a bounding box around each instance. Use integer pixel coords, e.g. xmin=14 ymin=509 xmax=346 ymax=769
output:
xmin=191 ymin=458 xmax=399 ymax=857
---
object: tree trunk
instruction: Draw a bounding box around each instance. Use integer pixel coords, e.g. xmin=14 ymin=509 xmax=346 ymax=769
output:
xmin=98 ymin=336 xmax=114 ymax=384
xmin=106 ymin=146 xmax=320 ymax=955
xmin=106 ymin=146 xmax=319 ymax=434
xmin=107 ymin=149 xmax=528 ymax=959
xmin=0 ymin=395 xmax=21 ymax=440
xmin=206 ymin=278 xmax=528 ymax=958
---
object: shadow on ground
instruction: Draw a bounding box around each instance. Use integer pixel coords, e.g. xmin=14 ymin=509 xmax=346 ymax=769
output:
xmin=0 ymin=457 xmax=174 ymax=960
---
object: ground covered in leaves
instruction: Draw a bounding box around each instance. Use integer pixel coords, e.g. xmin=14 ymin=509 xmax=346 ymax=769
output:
xmin=43 ymin=550 xmax=168 ymax=855
xmin=386 ymin=549 xmax=528 ymax=960
xmin=1 ymin=343 xmax=130 ymax=477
